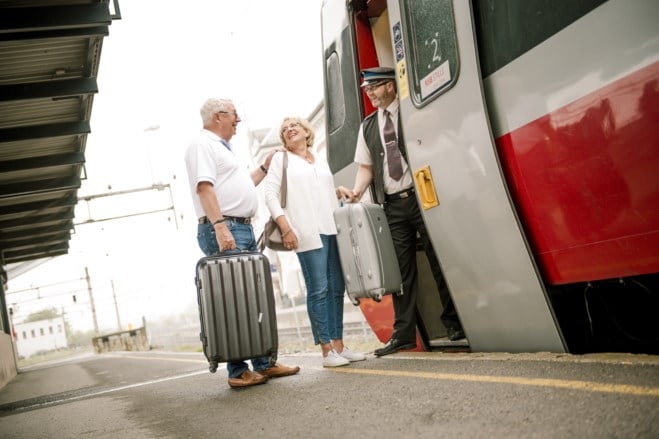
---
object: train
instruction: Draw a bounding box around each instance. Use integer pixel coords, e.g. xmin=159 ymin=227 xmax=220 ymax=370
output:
xmin=320 ymin=0 xmax=659 ymax=354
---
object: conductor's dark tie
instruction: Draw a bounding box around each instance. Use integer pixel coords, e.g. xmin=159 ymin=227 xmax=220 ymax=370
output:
xmin=384 ymin=110 xmax=402 ymax=181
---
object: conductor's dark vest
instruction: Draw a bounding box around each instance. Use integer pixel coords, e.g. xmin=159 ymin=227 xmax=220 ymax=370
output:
xmin=362 ymin=110 xmax=409 ymax=204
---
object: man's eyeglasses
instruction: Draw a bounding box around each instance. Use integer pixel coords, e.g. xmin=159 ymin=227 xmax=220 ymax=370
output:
xmin=218 ymin=110 xmax=239 ymax=118
xmin=281 ymin=122 xmax=301 ymax=134
xmin=363 ymin=80 xmax=388 ymax=92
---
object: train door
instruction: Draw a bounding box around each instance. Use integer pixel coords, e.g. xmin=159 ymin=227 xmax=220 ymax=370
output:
xmin=385 ymin=0 xmax=565 ymax=352
xmin=322 ymin=0 xmax=465 ymax=349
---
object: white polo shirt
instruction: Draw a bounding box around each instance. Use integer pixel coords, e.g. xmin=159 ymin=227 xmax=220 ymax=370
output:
xmin=184 ymin=129 xmax=258 ymax=219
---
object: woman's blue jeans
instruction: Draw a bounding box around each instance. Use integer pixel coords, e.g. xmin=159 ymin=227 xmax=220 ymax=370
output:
xmin=197 ymin=220 xmax=271 ymax=378
xmin=296 ymin=234 xmax=346 ymax=345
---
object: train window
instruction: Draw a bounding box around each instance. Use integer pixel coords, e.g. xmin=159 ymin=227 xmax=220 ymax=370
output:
xmin=473 ymin=0 xmax=606 ymax=78
xmin=400 ymin=0 xmax=459 ymax=107
xmin=325 ymin=51 xmax=346 ymax=135
xmin=324 ymin=41 xmax=363 ymax=174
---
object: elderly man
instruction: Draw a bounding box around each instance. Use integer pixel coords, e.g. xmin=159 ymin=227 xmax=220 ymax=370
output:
xmin=185 ymin=97 xmax=300 ymax=387
xmin=338 ymin=68 xmax=465 ymax=356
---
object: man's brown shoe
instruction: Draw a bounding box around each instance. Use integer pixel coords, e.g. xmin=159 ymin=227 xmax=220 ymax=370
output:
xmin=227 ymin=370 xmax=267 ymax=388
xmin=258 ymin=362 xmax=300 ymax=378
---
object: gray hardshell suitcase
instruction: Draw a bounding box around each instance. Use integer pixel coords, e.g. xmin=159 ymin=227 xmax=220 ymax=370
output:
xmin=334 ymin=203 xmax=402 ymax=305
xmin=195 ymin=252 xmax=278 ymax=373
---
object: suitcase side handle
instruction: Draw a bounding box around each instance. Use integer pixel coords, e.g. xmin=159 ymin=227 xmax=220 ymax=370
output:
xmin=349 ymin=222 xmax=368 ymax=296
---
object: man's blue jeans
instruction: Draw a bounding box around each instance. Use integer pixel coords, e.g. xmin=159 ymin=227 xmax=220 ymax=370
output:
xmin=197 ymin=220 xmax=271 ymax=378
xmin=296 ymin=234 xmax=345 ymax=345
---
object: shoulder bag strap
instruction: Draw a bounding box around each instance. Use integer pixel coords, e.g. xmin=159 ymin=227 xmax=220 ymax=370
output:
xmin=280 ymin=151 xmax=288 ymax=208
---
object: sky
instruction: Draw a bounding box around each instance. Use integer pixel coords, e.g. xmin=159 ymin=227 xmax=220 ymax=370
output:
xmin=7 ymin=0 xmax=326 ymax=332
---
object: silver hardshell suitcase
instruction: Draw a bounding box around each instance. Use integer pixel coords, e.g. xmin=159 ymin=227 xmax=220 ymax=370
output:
xmin=195 ymin=252 xmax=278 ymax=373
xmin=334 ymin=203 xmax=402 ymax=305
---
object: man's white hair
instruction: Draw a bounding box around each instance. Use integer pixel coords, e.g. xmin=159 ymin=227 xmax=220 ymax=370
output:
xmin=200 ymin=98 xmax=232 ymax=126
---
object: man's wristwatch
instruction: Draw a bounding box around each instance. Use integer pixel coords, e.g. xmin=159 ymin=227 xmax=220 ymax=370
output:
xmin=260 ymin=164 xmax=268 ymax=174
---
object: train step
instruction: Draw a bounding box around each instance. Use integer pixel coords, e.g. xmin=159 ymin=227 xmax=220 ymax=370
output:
xmin=429 ymin=337 xmax=470 ymax=348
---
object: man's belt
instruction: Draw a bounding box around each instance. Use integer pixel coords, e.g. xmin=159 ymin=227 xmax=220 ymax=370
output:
xmin=384 ymin=187 xmax=415 ymax=201
xmin=198 ymin=216 xmax=251 ymax=225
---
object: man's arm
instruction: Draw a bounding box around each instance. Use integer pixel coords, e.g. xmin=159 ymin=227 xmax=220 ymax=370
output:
xmin=250 ymin=148 xmax=281 ymax=186
xmin=197 ymin=181 xmax=235 ymax=251
xmin=337 ymin=124 xmax=374 ymax=202
xmin=250 ymin=165 xmax=268 ymax=186
xmin=352 ymin=164 xmax=374 ymax=200
xmin=337 ymin=164 xmax=374 ymax=202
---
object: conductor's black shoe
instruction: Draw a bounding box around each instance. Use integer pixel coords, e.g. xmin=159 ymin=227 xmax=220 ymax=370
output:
xmin=374 ymin=338 xmax=416 ymax=357
xmin=447 ymin=327 xmax=466 ymax=341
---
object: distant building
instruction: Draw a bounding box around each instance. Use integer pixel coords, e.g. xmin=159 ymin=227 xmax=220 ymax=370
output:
xmin=14 ymin=317 xmax=68 ymax=358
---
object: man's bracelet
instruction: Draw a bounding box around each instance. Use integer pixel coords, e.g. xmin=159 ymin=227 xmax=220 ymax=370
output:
xmin=260 ymin=164 xmax=268 ymax=174
xmin=212 ymin=218 xmax=225 ymax=226
xmin=282 ymin=229 xmax=292 ymax=237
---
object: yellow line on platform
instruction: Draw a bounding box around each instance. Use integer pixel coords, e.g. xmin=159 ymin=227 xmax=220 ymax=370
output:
xmin=331 ymin=367 xmax=659 ymax=397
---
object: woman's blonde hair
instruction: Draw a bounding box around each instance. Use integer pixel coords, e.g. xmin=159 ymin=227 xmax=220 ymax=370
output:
xmin=279 ymin=116 xmax=315 ymax=148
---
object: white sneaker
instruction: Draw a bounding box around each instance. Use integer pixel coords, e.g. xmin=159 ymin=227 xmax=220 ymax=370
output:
xmin=323 ymin=349 xmax=350 ymax=367
xmin=338 ymin=347 xmax=366 ymax=362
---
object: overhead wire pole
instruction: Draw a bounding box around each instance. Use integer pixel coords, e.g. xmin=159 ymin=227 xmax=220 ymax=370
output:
xmin=111 ymin=280 xmax=122 ymax=332
xmin=8 ymin=185 xmax=179 ymax=333
xmin=84 ymin=267 xmax=100 ymax=336
xmin=69 ymin=184 xmax=178 ymax=336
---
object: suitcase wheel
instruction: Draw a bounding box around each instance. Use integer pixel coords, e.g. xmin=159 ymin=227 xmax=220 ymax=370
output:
xmin=209 ymin=362 xmax=218 ymax=373
xmin=348 ymin=294 xmax=360 ymax=306
xmin=370 ymin=288 xmax=385 ymax=303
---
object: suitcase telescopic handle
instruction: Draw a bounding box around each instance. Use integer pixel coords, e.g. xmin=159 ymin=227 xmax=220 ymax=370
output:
xmin=209 ymin=247 xmax=251 ymax=257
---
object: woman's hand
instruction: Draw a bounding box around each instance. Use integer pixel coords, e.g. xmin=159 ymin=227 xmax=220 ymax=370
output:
xmin=275 ymin=215 xmax=297 ymax=250
xmin=282 ymin=229 xmax=298 ymax=250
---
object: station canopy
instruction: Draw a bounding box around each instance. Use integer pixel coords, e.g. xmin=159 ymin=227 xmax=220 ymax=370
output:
xmin=0 ymin=0 xmax=119 ymax=276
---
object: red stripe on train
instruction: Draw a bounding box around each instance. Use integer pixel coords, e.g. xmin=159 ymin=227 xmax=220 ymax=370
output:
xmin=497 ymin=61 xmax=659 ymax=285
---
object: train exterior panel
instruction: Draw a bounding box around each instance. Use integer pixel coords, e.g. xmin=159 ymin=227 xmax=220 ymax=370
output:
xmin=497 ymin=61 xmax=659 ymax=284
xmin=482 ymin=1 xmax=659 ymax=285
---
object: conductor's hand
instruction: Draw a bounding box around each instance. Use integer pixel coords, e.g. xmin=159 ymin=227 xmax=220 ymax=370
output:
xmin=336 ymin=186 xmax=358 ymax=203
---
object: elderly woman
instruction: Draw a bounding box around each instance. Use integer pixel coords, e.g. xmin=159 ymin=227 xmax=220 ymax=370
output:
xmin=263 ymin=117 xmax=366 ymax=367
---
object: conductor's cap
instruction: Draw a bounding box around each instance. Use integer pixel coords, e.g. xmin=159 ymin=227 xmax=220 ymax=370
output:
xmin=360 ymin=67 xmax=395 ymax=87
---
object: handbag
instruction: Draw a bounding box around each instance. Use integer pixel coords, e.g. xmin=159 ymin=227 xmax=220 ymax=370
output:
xmin=260 ymin=152 xmax=291 ymax=252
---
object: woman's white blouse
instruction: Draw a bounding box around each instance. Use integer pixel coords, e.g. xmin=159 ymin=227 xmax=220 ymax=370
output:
xmin=263 ymin=151 xmax=339 ymax=253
